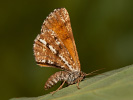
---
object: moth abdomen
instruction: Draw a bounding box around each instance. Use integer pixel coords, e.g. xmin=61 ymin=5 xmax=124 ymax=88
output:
xmin=44 ymin=71 xmax=69 ymax=90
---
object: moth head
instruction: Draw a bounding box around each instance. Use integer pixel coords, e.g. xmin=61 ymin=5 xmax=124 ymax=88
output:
xmin=79 ymin=71 xmax=86 ymax=79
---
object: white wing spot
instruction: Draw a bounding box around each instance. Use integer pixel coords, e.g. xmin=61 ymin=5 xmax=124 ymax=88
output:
xmin=60 ymin=15 xmax=65 ymax=23
xmin=48 ymin=60 xmax=54 ymax=64
xmin=49 ymin=45 xmax=57 ymax=54
xmin=59 ymin=55 xmax=73 ymax=71
xmin=39 ymin=39 xmax=47 ymax=45
xmin=42 ymin=60 xmax=46 ymax=63
xmin=56 ymin=40 xmax=60 ymax=45
xmin=37 ymin=52 xmax=40 ymax=55
xmin=61 ymin=66 xmax=64 ymax=68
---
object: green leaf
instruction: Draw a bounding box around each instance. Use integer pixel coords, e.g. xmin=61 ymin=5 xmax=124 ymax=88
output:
xmin=11 ymin=65 xmax=133 ymax=100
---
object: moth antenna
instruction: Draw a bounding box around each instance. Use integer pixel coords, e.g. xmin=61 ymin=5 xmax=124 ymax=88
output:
xmin=85 ymin=68 xmax=105 ymax=76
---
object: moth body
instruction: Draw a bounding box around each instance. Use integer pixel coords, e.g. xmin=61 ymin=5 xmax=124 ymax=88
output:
xmin=45 ymin=71 xmax=86 ymax=89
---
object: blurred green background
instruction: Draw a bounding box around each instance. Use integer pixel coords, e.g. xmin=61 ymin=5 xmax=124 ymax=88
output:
xmin=0 ymin=0 xmax=133 ymax=99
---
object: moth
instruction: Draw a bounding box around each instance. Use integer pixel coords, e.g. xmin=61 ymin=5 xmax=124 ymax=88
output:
xmin=33 ymin=8 xmax=100 ymax=94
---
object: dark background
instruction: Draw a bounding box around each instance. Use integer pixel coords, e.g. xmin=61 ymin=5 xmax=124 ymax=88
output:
xmin=1 ymin=0 xmax=133 ymax=99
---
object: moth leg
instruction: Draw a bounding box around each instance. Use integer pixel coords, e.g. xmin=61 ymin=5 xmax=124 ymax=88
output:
xmin=50 ymin=80 xmax=66 ymax=95
xmin=76 ymin=78 xmax=80 ymax=89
